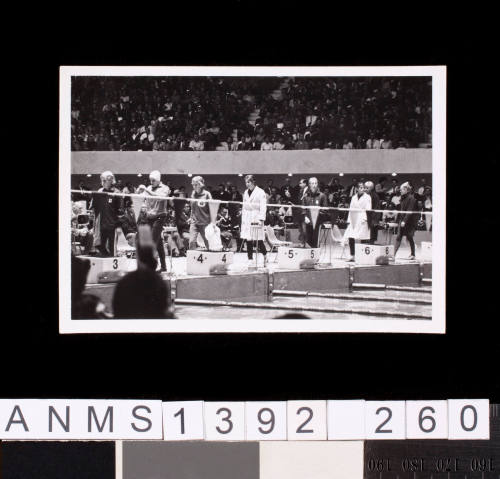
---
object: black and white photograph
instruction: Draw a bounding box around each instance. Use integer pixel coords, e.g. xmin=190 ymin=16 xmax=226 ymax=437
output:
xmin=60 ymin=66 xmax=446 ymax=333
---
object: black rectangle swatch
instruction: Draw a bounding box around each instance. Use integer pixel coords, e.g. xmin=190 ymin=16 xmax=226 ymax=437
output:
xmin=1 ymin=441 xmax=115 ymax=479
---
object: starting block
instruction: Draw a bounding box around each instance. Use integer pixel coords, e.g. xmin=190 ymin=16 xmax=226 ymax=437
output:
xmin=277 ymin=247 xmax=320 ymax=269
xmin=355 ymin=244 xmax=394 ymax=265
xmin=79 ymin=256 xmax=129 ymax=284
xmin=186 ymin=250 xmax=234 ymax=276
xmin=421 ymin=241 xmax=432 ymax=261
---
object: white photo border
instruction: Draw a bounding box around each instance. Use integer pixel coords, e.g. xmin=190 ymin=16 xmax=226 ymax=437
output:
xmin=59 ymin=65 xmax=446 ymax=334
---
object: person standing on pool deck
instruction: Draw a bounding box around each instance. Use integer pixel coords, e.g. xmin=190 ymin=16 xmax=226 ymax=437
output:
xmin=301 ymin=177 xmax=328 ymax=247
xmin=343 ymin=182 xmax=372 ymax=262
xmin=189 ymin=175 xmax=211 ymax=250
xmin=137 ymin=170 xmax=170 ymax=272
xmin=241 ymin=175 xmax=268 ymax=266
xmin=364 ymin=180 xmax=381 ymax=244
xmin=394 ymin=181 xmax=419 ymax=260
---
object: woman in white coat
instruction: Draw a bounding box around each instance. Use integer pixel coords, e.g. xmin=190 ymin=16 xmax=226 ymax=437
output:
xmin=241 ymin=175 xmax=268 ymax=266
xmin=343 ymin=182 xmax=372 ymax=261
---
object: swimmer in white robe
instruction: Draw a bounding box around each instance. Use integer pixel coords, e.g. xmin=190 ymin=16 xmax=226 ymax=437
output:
xmin=343 ymin=182 xmax=372 ymax=261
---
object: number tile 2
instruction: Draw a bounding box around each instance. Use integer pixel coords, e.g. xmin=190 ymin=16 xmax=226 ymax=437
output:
xmin=245 ymin=401 xmax=287 ymax=440
xmin=406 ymin=400 xmax=448 ymax=439
xmin=365 ymin=401 xmax=406 ymax=439
xmin=204 ymin=402 xmax=245 ymax=441
xmin=162 ymin=401 xmax=204 ymax=440
xmin=287 ymin=400 xmax=327 ymax=440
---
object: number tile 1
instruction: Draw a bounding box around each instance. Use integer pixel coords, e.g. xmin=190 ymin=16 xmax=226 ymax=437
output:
xmin=365 ymin=401 xmax=406 ymax=440
xmin=245 ymin=401 xmax=287 ymax=440
xmin=204 ymin=402 xmax=245 ymax=441
xmin=287 ymin=400 xmax=327 ymax=440
xmin=448 ymin=399 xmax=489 ymax=439
xmin=162 ymin=401 xmax=204 ymax=440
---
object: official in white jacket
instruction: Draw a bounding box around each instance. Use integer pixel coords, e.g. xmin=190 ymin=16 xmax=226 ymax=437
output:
xmin=241 ymin=175 xmax=268 ymax=265
xmin=343 ymin=182 xmax=372 ymax=261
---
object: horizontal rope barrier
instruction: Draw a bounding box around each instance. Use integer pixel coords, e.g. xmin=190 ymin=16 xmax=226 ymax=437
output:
xmin=272 ymin=289 xmax=432 ymax=305
xmin=70 ymin=189 xmax=433 ymax=216
xmin=352 ymin=283 xmax=432 ymax=293
xmin=174 ymin=298 xmax=431 ymax=319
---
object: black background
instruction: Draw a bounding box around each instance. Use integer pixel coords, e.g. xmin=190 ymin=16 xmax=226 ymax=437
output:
xmin=5 ymin=7 xmax=498 ymax=404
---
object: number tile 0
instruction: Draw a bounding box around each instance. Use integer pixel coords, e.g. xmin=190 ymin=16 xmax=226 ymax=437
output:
xmin=287 ymin=400 xmax=327 ymax=440
xmin=162 ymin=401 xmax=204 ymax=441
xmin=448 ymin=399 xmax=489 ymax=440
xmin=365 ymin=401 xmax=406 ymax=440
xmin=204 ymin=402 xmax=246 ymax=441
xmin=245 ymin=401 xmax=287 ymax=440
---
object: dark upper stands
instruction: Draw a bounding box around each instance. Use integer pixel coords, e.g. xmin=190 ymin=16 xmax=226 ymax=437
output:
xmin=71 ymin=76 xmax=431 ymax=151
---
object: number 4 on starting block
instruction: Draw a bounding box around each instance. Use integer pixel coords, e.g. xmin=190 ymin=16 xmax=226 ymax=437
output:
xmin=186 ymin=250 xmax=234 ymax=275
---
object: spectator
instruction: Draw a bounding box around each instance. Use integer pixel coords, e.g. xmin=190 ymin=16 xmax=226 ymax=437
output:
xmin=294 ymin=133 xmax=309 ymax=150
xmin=212 ymin=183 xmax=231 ymax=206
xmin=189 ymin=134 xmax=204 ymax=151
xmin=375 ymin=176 xmax=388 ymax=196
xmin=364 ymin=181 xmax=381 ymax=244
xmin=280 ymin=177 xmax=294 ymax=200
xmin=342 ymin=139 xmax=353 ymax=149
xmin=273 ymin=137 xmax=285 ymax=150
xmin=268 ymin=187 xmax=282 ymax=205
xmin=261 ymin=137 xmax=273 ymax=151
xmin=328 ymin=177 xmax=344 ymax=194
xmin=216 ymin=207 xmax=233 ymax=250
xmin=264 ymin=179 xmax=274 ymax=198
xmin=346 ymin=178 xmax=358 ymax=198
xmin=176 ymin=203 xmax=191 ymax=252
xmin=113 ymin=268 xmax=174 ymax=319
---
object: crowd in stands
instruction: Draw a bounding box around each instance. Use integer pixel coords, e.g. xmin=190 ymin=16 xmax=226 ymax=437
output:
xmin=71 ymin=77 xmax=432 ymax=152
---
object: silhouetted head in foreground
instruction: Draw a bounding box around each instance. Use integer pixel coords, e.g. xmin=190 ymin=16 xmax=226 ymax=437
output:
xmin=112 ymin=268 xmax=174 ymax=319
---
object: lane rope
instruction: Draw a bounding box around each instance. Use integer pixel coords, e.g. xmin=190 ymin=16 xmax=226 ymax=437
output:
xmin=70 ymin=189 xmax=433 ymax=216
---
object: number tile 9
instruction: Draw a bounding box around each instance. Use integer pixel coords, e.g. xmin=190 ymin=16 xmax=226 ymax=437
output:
xmin=245 ymin=402 xmax=287 ymax=440
xmin=287 ymin=400 xmax=327 ymax=440
xmin=162 ymin=401 xmax=205 ymax=440
xmin=204 ymin=402 xmax=245 ymax=441
xmin=365 ymin=401 xmax=406 ymax=439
